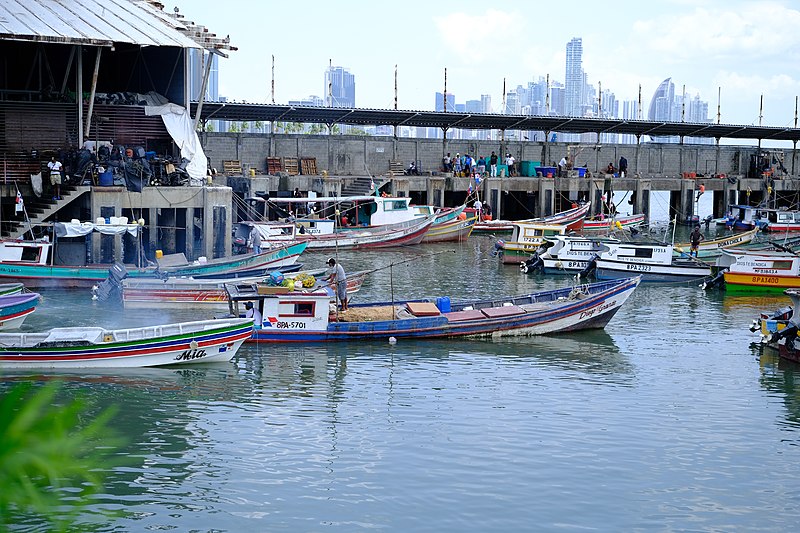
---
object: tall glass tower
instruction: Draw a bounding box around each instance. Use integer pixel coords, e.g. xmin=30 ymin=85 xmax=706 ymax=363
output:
xmin=324 ymin=66 xmax=355 ymax=108
xmin=564 ymin=38 xmax=583 ymax=117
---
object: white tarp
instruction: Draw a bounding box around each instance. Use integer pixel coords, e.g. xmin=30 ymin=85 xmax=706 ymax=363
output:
xmin=144 ymin=103 xmax=208 ymax=186
xmin=55 ymin=222 xmax=140 ymax=238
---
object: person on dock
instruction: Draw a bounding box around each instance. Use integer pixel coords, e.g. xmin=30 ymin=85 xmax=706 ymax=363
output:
xmin=619 ymin=156 xmax=628 ymax=178
xmin=249 ymin=226 xmax=262 ymax=254
xmin=47 ymin=155 xmax=63 ymax=200
xmin=490 ymin=151 xmax=498 ymax=177
xmin=326 ymin=257 xmax=348 ymax=311
xmin=690 ymin=225 xmax=705 ymax=257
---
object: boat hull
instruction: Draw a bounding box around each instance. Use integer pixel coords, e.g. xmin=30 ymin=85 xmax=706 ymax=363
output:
xmin=248 ymin=277 xmax=639 ymax=342
xmin=723 ymin=271 xmax=800 ymax=293
xmin=0 ymin=292 xmax=40 ymax=331
xmin=0 ymin=243 xmax=307 ymax=288
xmin=0 ymin=318 xmax=253 ymax=368
xmin=422 ymin=216 xmax=477 ymax=243
xmin=595 ymin=258 xmax=711 ymax=283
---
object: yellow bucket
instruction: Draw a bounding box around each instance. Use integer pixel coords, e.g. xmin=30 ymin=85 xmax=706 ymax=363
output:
xmin=249 ymin=168 xmax=256 ymax=176
xmin=155 ymin=250 xmax=163 ymax=259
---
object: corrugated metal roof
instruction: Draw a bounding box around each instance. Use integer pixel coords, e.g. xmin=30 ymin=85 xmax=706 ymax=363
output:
xmin=0 ymin=0 xmax=235 ymax=52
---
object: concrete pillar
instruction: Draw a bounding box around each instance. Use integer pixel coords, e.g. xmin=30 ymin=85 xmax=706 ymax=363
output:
xmin=538 ymin=178 xmax=555 ymax=217
xmin=634 ymin=135 xmax=641 ymax=177
xmin=186 ymin=207 xmax=196 ymax=259
xmin=678 ymin=178 xmax=695 ymax=223
xmin=148 ymin=207 xmax=158 ymax=260
xmin=485 ymin=177 xmax=502 ymax=218
xmin=589 ymin=177 xmax=605 ymax=217
xmin=634 ymin=178 xmax=652 ymax=222
xmin=427 ymin=177 xmax=445 ymax=208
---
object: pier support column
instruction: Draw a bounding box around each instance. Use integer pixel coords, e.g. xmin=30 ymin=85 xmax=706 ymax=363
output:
xmin=678 ymin=178 xmax=696 ymax=224
xmin=484 ymin=177 xmax=502 ymax=219
xmin=186 ymin=207 xmax=196 ymax=260
xmin=538 ymin=177 xmax=556 ymax=217
xmin=427 ymin=177 xmax=445 ymax=208
xmin=589 ymin=177 xmax=606 ymax=217
xmin=148 ymin=208 xmax=158 ymax=260
xmin=633 ymin=179 xmax=651 ymax=223
xmin=393 ymin=177 xmax=409 ymax=198
xmin=160 ymin=209 xmax=177 ymax=255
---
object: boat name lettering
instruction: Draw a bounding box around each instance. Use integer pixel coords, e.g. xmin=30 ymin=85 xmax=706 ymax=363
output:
xmin=277 ymin=321 xmax=306 ymax=329
xmin=626 ymin=263 xmax=652 ymax=272
xmin=716 ymin=236 xmax=743 ymax=248
xmin=579 ymin=299 xmax=616 ymax=320
xmin=751 ymin=276 xmax=779 ymax=284
xmin=175 ymin=348 xmax=207 ymax=361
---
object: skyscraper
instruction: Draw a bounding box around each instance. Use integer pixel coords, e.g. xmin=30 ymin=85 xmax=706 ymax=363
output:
xmin=435 ymin=92 xmax=456 ymax=112
xmin=324 ymin=66 xmax=355 ymax=108
xmin=648 ymin=78 xmax=675 ymax=121
xmin=564 ymin=38 xmax=584 ymax=117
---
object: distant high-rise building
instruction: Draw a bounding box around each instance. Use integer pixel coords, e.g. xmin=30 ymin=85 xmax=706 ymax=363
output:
xmin=550 ymin=84 xmax=565 ymax=116
xmin=325 ymin=66 xmax=355 ymax=108
xmin=564 ymin=38 xmax=584 ymax=117
xmin=480 ymin=94 xmax=492 ymax=113
xmin=435 ymin=92 xmax=456 ymax=112
xmin=504 ymin=92 xmax=520 ymax=115
xmin=288 ymin=95 xmax=324 ymax=107
xmin=465 ymin=99 xmax=482 ymax=113
xmin=648 ymin=78 xmax=675 ymax=121
xmin=188 ymin=49 xmax=222 ymax=130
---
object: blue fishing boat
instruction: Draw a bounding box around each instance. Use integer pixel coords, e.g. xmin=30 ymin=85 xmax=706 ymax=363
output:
xmin=223 ymin=277 xmax=640 ymax=343
xmin=0 ymin=292 xmax=40 ymax=331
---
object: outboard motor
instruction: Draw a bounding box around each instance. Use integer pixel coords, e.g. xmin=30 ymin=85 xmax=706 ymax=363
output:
xmin=92 ymin=262 xmax=128 ymax=303
xmin=491 ymin=239 xmax=505 ymax=257
xmin=520 ymin=252 xmax=544 ymax=274
xmin=578 ymin=254 xmax=599 ymax=279
xmin=701 ymin=269 xmax=726 ymax=291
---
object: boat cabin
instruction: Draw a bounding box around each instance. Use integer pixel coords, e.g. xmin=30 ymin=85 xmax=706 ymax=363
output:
xmin=0 ymin=240 xmax=52 ymax=266
xmin=598 ymin=242 xmax=675 ymax=266
xmin=226 ymin=282 xmax=333 ymax=332
xmin=269 ymin=195 xmax=416 ymax=227
xmin=725 ymin=205 xmax=769 ymax=231
xmin=763 ymin=209 xmax=800 ymax=233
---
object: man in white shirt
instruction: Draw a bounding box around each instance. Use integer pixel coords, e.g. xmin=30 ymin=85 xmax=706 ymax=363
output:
xmin=505 ymin=154 xmax=516 ymax=176
xmin=244 ymin=302 xmax=262 ymax=328
xmin=47 ymin=156 xmax=63 ymax=200
xmin=473 ymin=198 xmax=483 ymax=218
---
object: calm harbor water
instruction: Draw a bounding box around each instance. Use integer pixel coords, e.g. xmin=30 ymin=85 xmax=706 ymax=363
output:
xmin=4 ymin=226 xmax=800 ymax=531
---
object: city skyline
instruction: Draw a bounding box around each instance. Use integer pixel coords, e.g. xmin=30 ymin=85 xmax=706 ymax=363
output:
xmin=175 ymin=0 xmax=800 ymax=133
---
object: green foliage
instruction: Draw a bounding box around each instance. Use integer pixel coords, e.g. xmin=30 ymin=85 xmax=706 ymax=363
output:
xmin=228 ymin=122 xmax=241 ymax=133
xmin=307 ymin=124 xmax=326 ymax=135
xmin=0 ymin=381 xmax=123 ymax=531
xmin=349 ymin=127 xmax=369 ymax=136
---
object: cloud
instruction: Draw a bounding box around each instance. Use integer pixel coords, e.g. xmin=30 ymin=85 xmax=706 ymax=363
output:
xmin=434 ymin=9 xmax=519 ymax=63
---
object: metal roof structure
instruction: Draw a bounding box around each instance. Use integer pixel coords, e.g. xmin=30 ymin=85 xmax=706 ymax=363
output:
xmin=191 ymin=102 xmax=800 ymax=143
xmin=0 ymin=0 xmax=235 ymax=54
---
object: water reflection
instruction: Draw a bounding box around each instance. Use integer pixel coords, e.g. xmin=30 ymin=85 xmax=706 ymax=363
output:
xmin=757 ymin=345 xmax=800 ymax=434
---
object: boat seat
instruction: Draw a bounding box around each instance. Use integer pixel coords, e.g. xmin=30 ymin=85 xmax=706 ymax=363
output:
xmin=481 ymin=305 xmax=526 ymax=318
xmin=406 ymin=301 xmax=440 ymax=317
xmin=444 ymin=309 xmax=484 ymax=322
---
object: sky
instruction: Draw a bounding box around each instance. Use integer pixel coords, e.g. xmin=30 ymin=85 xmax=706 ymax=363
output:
xmin=173 ymin=0 xmax=800 ymax=130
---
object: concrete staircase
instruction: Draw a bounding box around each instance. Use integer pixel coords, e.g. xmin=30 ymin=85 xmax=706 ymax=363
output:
xmin=341 ymin=176 xmax=386 ymax=197
xmin=3 ymin=185 xmax=91 ymax=239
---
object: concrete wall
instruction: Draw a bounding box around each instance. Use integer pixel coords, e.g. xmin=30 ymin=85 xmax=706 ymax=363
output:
xmin=200 ymin=132 xmax=784 ymax=179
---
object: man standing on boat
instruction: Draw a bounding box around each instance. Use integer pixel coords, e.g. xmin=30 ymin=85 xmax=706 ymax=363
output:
xmin=690 ymin=225 xmax=705 ymax=257
xmin=326 ymin=258 xmax=348 ymax=311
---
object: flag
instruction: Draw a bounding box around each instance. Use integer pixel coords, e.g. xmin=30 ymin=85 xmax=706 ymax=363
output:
xmin=468 ymin=182 xmax=473 ymax=195
xmin=14 ymin=191 xmax=23 ymax=213
xmin=475 ymin=175 xmax=481 ymax=186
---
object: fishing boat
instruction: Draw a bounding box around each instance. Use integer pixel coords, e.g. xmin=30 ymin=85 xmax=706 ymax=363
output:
xmin=0 ymin=292 xmax=40 ymax=331
xmin=0 ymin=282 xmax=24 ymax=296
xmin=581 ymin=213 xmax=646 ymax=232
xmin=592 ymin=241 xmax=713 ymax=283
xmin=0 ymin=238 xmax=307 ymax=288
xmin=724 ymin=205 xmax=769 ymax=231
xmin=422 ymin=213 xmax=477 ymax=243
xmin=0 ymin=317 xmax=254 ymax=369
xmin=122 ymin=270 xmax=368 ymax=310
xmin=472 ymin=202 xmax=592 ymax=234
xmin=755 ymin=290 xmax=800 ymax=363
xmin=241 ymin=215 xmax=435 ymax=250
xmin=223 ymin=276 xmax=640 ymax=343
xmin=672 ymin=227 xmax=760 ymax=259
xmin=762 ymin=209 xmax=800 ymax=233
xmin=712 ymin=249 xmax=800 ymax=292
xmin=497 ymin=221 xmax=584 ymax=265
xmin=521 ymin=235 xmax=622 ymax=275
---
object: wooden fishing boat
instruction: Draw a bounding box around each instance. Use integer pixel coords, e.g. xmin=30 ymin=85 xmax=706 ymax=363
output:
xmin=522 ymin=235 xmax=622 ymax=275
xmin=714 ymin=249 xmax=800 ymax=292
xmin=122 ymin=270 xmax=368 ymax=310
xmin=0 ymin=292 xmax=40 ymax=331
xmin=0 ymin=240 xmax=307 ymax=288
xmin=422 ymin=214 xmax=477 ymax=243
xmin=498 ymin=221 xmax=583 ymax=264
xmin=581 ymin=213 xmax=645 ymax=231
xmin=242 ymin=215 xmax=435 ymax=251
xmin=756 ymin=290 xmax=800 ymax=363
xmin=0 ymin=317 xmax=254 ymax=369
xmin=472 ymin=202 xmax=592 ymax=234
xmin=672 ymin=227 xmax=760 ymax=259
xmin=762 ymin=209 xmax=800 ymax=233
xmin=592 ymin=241 xmax=713 ymax=283
xmin=223 ymin=276 xmax=641 ymax=343
xmin=0 ymin=282 xmax=24 ymax=296
xmin=724 ymin=205 xmax=769 ymax=231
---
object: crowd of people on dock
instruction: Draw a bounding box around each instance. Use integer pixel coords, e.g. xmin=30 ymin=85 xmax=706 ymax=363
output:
xmin=441 ymin=151 xmax=517 ymax=178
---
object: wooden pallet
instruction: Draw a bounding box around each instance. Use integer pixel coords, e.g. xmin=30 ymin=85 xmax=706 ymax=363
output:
xmin=282 ymin=157 xmax=299 ymax=176
xmin=223 ymin=160 xmax=242 ymax=175
xmin=300 ymin=157 xmax=317 ymax=175
xmin=266 ymin=157 xmax=282 ymax=175
xmin=389 ymin=160 xmax=405 ymax=177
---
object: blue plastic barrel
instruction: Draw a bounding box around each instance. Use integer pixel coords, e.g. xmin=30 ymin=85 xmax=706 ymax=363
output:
xmin=436 ymin=296 xmax=451 ymax=313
